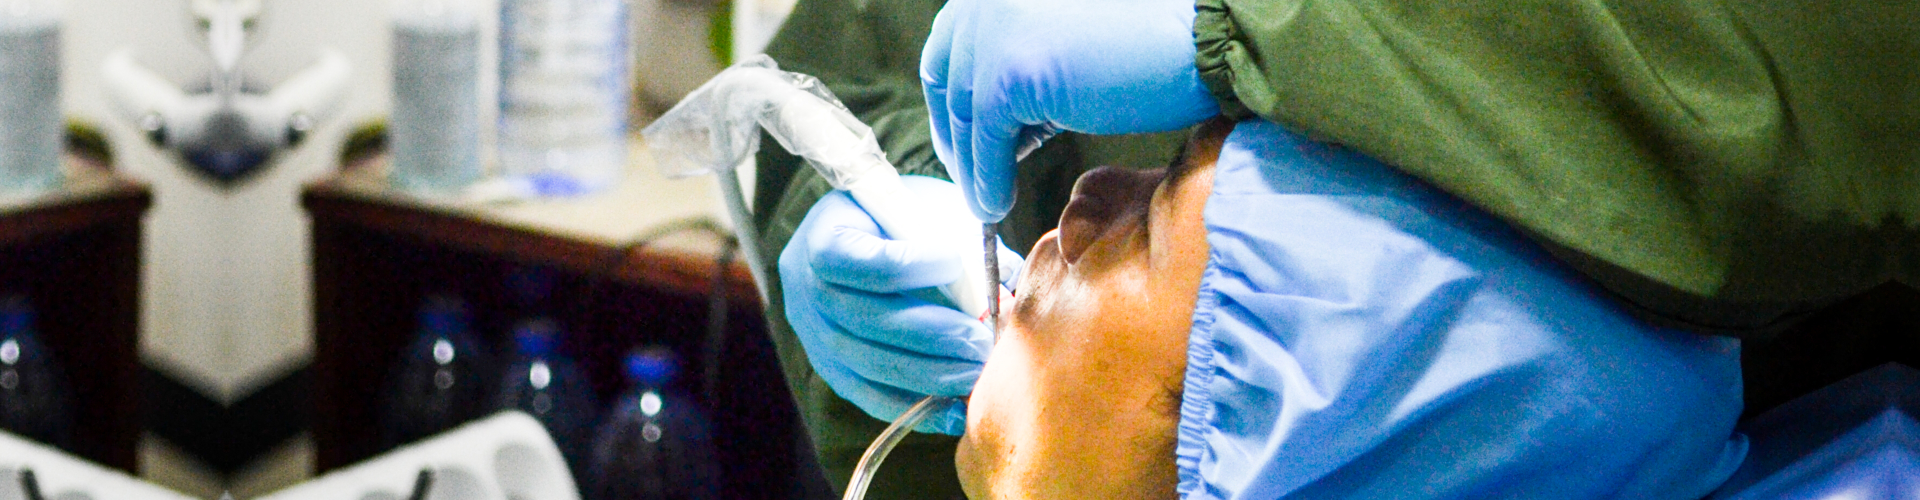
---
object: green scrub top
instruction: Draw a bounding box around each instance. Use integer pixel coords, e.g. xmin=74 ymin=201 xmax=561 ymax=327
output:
xmin=1195 ymin=0 xmax=1920 ymax=337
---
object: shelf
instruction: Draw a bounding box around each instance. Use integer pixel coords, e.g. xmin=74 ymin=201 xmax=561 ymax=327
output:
xmin=304 ymin=136 xmax=756 ymax=303
xmin=305 ymin=141 xmax=805 ymax=497
xmin=0 ymin=155 xmax=150 ymax=472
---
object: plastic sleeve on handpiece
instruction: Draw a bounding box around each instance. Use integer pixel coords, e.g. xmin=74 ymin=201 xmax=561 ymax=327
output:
xmin=645 ymin=55 xmax=992 ymax=317
xmin=645 ymin=54 xmax=886 ymax=182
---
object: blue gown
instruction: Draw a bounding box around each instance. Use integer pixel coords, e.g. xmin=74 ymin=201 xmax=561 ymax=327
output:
xmin=1174 ymin=120 xmax=1750 ymax=499
xmin=1711 ymin=363 xmax=1920 ymax=500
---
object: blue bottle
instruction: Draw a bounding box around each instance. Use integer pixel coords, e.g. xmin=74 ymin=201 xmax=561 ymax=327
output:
xmin=0 ymin=295 xmax=71 ymax=448
xmin=587 ymin=348 xmax=721 ymax=500
xmin=494 ymin=318 xmax=598 ymax=477
xmin=381 ymin=294 xmax=494 ymax=449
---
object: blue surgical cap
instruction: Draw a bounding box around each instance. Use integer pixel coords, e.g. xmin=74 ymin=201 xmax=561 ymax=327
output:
xmin=1173 ymin=120 xmax=1749 ymax=499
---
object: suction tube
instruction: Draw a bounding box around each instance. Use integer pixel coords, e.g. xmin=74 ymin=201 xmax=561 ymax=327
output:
xmin=841 ymin=395 xmax=961 ymax=500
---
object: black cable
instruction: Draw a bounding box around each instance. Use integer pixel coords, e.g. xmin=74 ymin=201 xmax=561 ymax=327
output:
xmin=570 ymin=216 xmax=737 ymax=410
xmin=572 ymin=216 xmax=733 ymax=328
xmin=406 ymin=468 xmax=434 ymax=500
xmin=702 ymin=237 xmax=742 ymax=411
xmin=18 ymin=468 xmax=42 ymax=500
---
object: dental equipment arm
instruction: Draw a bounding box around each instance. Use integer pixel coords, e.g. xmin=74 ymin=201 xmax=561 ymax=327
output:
xmin=103 ymin=49 xmax=348 ymax=149
xmin=100 ymin=0 xmax=350 ymax=184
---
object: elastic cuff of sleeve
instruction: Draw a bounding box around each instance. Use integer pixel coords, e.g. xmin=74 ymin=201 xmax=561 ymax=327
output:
xmin=1193 ymin=0 xmax=1254 ymax=121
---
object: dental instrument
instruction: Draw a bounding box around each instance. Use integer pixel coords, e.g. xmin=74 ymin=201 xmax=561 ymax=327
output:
xmin=644 ymin=54 xmax=996 ymax=500
xmin=985 ymin=223 xmax=1002 ymax=335
xmin=841 ymin=222 xmax=1003 ymax=500
xmin=101 ymin=0 xmax=351 ymax=184
xmin=644 ymin=54 xmax=994 ymax=316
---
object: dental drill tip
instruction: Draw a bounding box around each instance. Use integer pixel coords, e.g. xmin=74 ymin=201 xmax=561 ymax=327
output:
xmin=985 ymin=223 xmax=1001 ymax=337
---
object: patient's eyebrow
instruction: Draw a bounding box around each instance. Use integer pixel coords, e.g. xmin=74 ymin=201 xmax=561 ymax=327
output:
xmin=1166 ymin=117 xmax=1234 ymax=188
xmin=1165 ymin=138 xmax=1197 ymax=187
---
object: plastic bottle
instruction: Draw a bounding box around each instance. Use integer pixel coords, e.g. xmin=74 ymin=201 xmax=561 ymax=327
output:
xmin=504 ymin=265 xmax=558 ymax=314
xmin=496 ymin=0 xmax=630 ymax=196
xmin=380 ymin=294 xmax=494 ymax=449
xmin=493 ymin=317 xmax=597 ymax=480
xmin=390 ymin=0 xmax=483 ymax=193
xmin=0 ymin=0 xmax=63 ymax=193
xmin=587 ymin=348 xmax=721 ymax=500
xmin=0 ymin=295 xmax=72 ymax=449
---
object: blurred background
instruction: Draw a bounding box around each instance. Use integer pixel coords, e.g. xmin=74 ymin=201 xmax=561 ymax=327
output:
xmin=0 ymin=0 xmax=802 ymax=497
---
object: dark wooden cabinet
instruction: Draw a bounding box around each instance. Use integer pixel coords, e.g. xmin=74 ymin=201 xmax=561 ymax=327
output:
xmin=305 ymin=159 xmax=807 ymax=498
xmin=0 ymin=163 xmax=149 ymax=471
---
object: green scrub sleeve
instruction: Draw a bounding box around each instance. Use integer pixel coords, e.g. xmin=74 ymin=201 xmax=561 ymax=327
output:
xmin=1190 ymin=0 xmax=1920 ymax=335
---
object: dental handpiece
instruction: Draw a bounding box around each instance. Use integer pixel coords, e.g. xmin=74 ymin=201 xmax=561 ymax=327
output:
xmin=644 ymin=56 xmax=995 ymax=500
xmin=984 ymin=223 xmax=1002 ymax=339
xmin=645 ymin=55 xmax=992 ymax=318
xmin=842 ymin=224 xmax=1001 ymax=500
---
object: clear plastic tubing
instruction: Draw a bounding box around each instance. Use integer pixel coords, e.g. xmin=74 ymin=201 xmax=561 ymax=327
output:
xmin=843 ymin=395 xmax=962 ymax=500
xmin=497 ymin=0 xmax=629 ymax=196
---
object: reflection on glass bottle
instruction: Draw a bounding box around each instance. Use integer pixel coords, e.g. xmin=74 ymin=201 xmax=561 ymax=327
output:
xmin=381 ymin=294 xmax=493 ymax=449
xmin=588 ymin=348 xmax=721 ymax=500
xmin=494 ymin=317 xmax=597 ymax=481
xmin=0 ymin=295 xmax=71 ymax=448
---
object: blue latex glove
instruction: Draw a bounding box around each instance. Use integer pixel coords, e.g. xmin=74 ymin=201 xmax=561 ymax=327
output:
xmin=779 ymin=175 xmax=1023 ymax=435
xmin=921 ymin=0 xmax=1219 ymax=222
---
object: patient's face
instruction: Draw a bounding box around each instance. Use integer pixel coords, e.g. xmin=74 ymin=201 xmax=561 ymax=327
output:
xmin=956 ymin=121 xmax=1228 ymax=499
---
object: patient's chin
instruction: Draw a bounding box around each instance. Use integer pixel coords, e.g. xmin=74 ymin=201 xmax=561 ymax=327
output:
xmin=955 ymin=336 xmax=1028 ymax=499
xmin=955 ymin=422 xmax=993 ymax=499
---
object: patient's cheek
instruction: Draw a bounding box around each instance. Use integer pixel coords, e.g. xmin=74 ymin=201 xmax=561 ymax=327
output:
xmin=958 ymin=324 xmax=1044 ymax=498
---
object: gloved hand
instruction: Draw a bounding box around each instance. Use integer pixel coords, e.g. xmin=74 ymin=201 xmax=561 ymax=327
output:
xmin=921 ymin=0 xmax=1219 ymax=222
xmin=779 ymin=175 xmax=1024 ymax=435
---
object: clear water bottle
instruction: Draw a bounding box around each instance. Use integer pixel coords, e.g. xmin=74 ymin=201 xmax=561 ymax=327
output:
xmin=0 ymin=295 xmax=71 ymax=448
xmin=494 ymin=318 xmax=598 ymax=477
xmin=0 ymin=0 xmax=63 ymax=193
xmin=587 ymin=348 xmax=721 ymax=500
xmin=381 ymin=294 xmax=494 ymax=448
xmin=496 ymin=0 xmax=629 ymax=196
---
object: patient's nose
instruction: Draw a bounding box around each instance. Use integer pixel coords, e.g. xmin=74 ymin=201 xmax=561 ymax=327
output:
xmin=1056 ymin=166 xmax=1166 ymax=264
